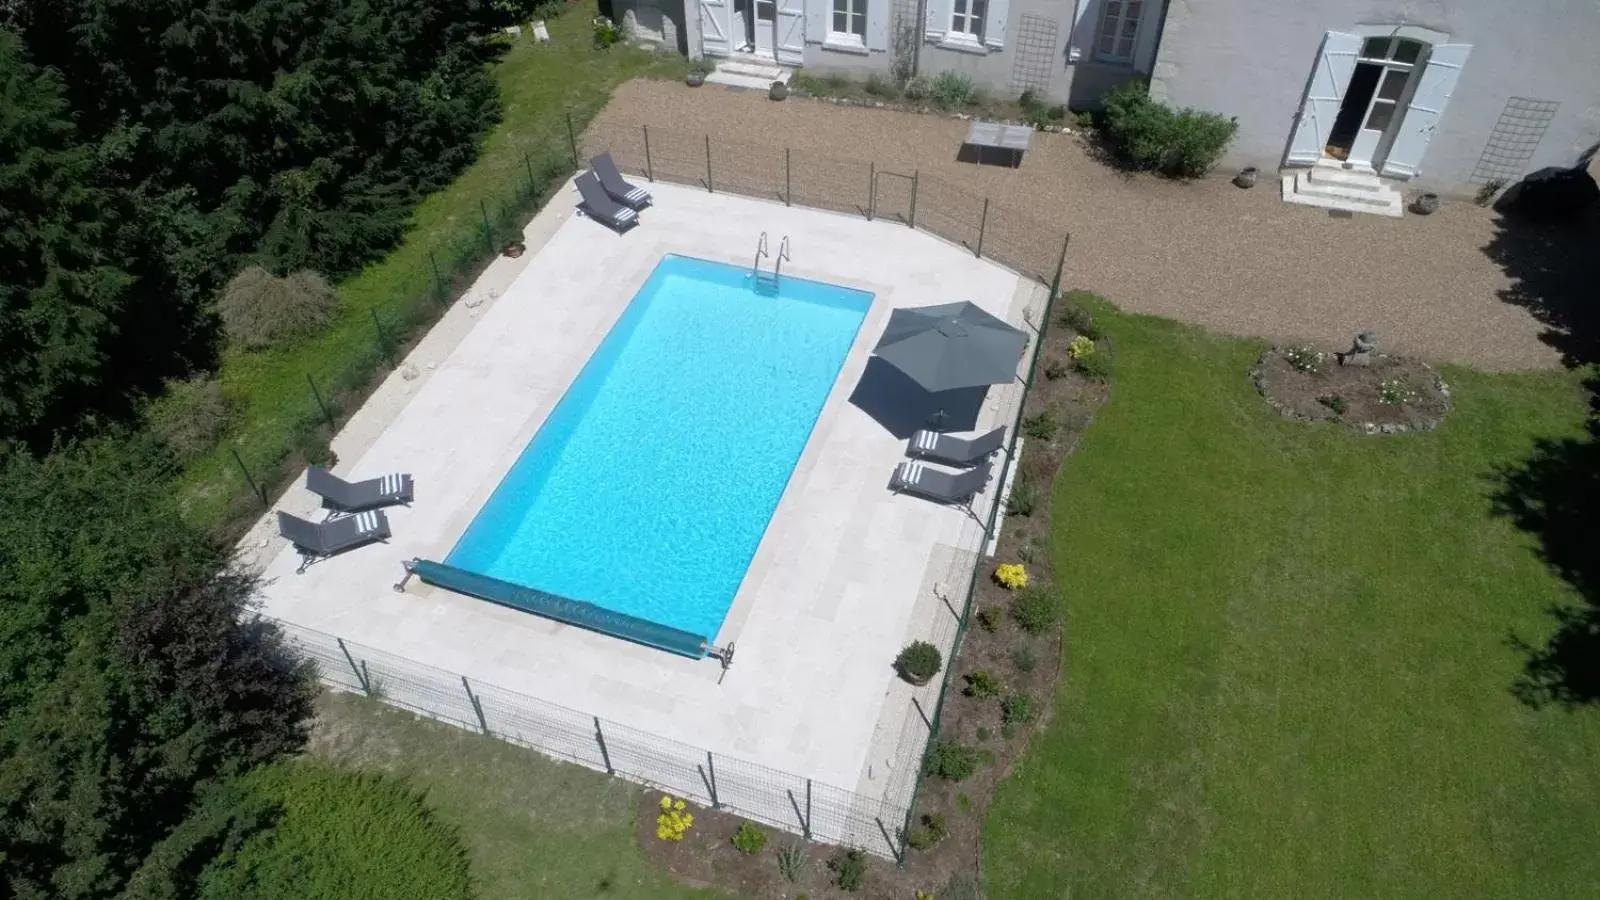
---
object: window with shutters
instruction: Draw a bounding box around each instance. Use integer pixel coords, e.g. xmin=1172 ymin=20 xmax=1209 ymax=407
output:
xmin=1094 ymin=0 xmax=1143 ymax=63
xmin=951 ymin=0 xmax=987 ymax=41
xmin=832 ymin=0 xmax=866 ymax=42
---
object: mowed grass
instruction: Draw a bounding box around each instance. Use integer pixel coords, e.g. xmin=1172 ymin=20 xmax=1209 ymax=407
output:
xmin=178 ymin=5 xmax=683 ymax=526
xmin=310 ymin=693 xmax=717 ymax=900
xmin=983 ymin=304 xmax=1600 ymax=897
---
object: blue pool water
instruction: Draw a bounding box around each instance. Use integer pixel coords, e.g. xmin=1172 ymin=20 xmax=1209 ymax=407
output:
xmin=446 ymin=255 xmax=872 ymax=641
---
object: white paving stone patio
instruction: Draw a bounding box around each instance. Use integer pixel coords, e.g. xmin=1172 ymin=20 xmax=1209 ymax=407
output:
xmin=247 ymin=178 xmax=1041 ymax=799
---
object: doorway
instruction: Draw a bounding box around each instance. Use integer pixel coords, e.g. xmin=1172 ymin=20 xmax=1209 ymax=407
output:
xmin=731 ymin=0 xmax=777 ymax=57
xmin=1323 ymin=36 xmax=1423 ymax=167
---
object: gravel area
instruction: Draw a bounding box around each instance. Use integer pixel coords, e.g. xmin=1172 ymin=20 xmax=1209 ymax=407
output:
xmin=587 ymin=79 xmax=1570 ymax=371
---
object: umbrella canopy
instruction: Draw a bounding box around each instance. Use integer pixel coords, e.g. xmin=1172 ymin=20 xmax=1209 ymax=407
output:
xmin=873 ymin=302 xmax=1028 ymax=393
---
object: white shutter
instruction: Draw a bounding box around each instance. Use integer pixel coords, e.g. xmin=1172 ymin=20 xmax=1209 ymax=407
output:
xmin=1380 ymin=43 xmax=1471 ymax=179
xmin=925 ymin=0 xmax=951 ymax=42
xmin=1286 ymin=31 xmax=1360 ymax=165
xmin=699 ymin=0 xmax=730 ymax=56
xmin=984 ymin=0 xmax=1009 ymax=50
xmin=777 ymin=0 xmax=805 ymax=64
xmin=805 ymin=0 xmax=827 ymax=44
xmin=866 ymin=0 xmax=889 ymax=51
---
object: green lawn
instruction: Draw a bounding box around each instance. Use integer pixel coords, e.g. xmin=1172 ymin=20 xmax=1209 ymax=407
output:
xmin=180 ymin=5 xmax=683 ymax=527
xmin=983 ymin=304 xmax=1600 ymax=897
xmin=310 ymin=693 xmax=716 ymax=900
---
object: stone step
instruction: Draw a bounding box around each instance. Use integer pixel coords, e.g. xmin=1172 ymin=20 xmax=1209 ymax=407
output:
xmin=1306 ymin=164 xmax=1388 ymax=192
xmin=704 ymin=70 xmax=781 ymax=90
xmin=1293 ymin=171 xmax=1399 ymax=205
xmin=715 ymin=58 xmax=790 ymax=83
xmin=1280 ymin=174 xmax=1404 ymax=218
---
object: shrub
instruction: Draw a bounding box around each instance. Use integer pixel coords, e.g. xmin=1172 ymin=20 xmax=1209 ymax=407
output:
xmin=896 ymin=641 xmax=943 ymax=684
xmin=828 ymin=850 xmax=868 ymax=892
xmin=218 ymin=266 xmax=340 ymax=350
xmin=1023 ymin=410 xmax=1059 ymax=440
xmin=1284 ymin=345 xmax=1325 ymax=375
xmin=929 ymin=71 xmax=979 ymax=108
xmin=994 ymin=563 xmax=1029 ymax=590
xmin=731 ymin=821 xmax=768 ymax=854
xmin=964 ymin=669 xmax=1003 ymax=698
xmin=777 ymin=843 xmax=809 ymax=882
xmin=1006 ymin=476 xmax=1039 ymax=517
xmin=1076 ymin=349 xmax=1114 ymax=382
xmin=1001 ymin=693 xmax=1035 ymax=726
xmin=146 ymin=375 xmax=234 ymax=460
xmin=925 ymin=812 xmax=949 ymax=840
xmin=1011 ymin=643 xmax=1039 ymax=673
xmin=865 ymin=72 xmax=899 ymax=97
xmin=656 ymin=795 xmax=694 ymax=841
xmin=1019 ymin=88 xmax=1038 ymax=108
xmin=976 ymin=604 xmax=1005 ymax=633
xmin=1057 ymin=293 xmax=1103 ymax=337
xmin=904 ymin=76 xmax=932 ymax=101
xmin=1379 ymin=379 xmax=1415 ymax=406
xmin=1069 ymin=335 xmax=1096 ymax=360
xmin=1318 ymin=394 xmax=1350 ymax=414
xmin=906 ymin=824 xmax=939 ymax=851
xmin=976 ymin=725 xmax=991 ymax=742
xmin=1013 ymin=585 xmax=1058 ymax=634
xmin=592 ymin=15 xmax=622 ymax=48
xmin=1016 ymin=536 xmax=1040 ymax=564
xmin=687 ymin=57 xmax=717 ymax=77
xmin=1099 ymin=81 xmax=1236 ymax=178
xmin=1075 ymin=110 xmax=1097 ymax=132
xmin=924 ymin=742 xmax=979 ymax=781
xmin=1043 ymin=358 xmax=1070 ymax=380
xmin=906 ymin=812 xmax=950 ymax=851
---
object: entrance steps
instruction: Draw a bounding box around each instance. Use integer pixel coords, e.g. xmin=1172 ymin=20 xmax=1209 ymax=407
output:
xmin=1280 ymin=161 xmax=1404 ymax=218
xmin=704 ymin=55 xmax=792 ymax=91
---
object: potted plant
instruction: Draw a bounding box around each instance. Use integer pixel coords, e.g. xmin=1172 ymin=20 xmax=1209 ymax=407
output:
xmin=769 ymin=80 xmax=788 ymax=101
xmin=1233 ymin=166 xmax=1258 ymax=188
xmin=1412 ymin=191 xmax=1440 ymax=215
xmin=686 ymin=59 xmax=713 ymax=87
xmin=502 ymin=239 xmax=526 ymax=258
xmin=895 ymin=641 xmax=942 ymax=686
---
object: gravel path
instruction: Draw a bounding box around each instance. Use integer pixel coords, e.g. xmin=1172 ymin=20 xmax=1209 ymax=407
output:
xmin=587 ymin=79 xmax=1568 ymax=371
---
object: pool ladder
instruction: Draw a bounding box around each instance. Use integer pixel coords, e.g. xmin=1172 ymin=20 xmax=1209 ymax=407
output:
xmin=751 ymin=233 xmax=789 ymax=296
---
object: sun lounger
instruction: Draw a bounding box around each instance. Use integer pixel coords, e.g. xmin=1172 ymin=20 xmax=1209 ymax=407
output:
xmin=890 ymin=460 xmax=993 ymax=504
xmin=591 ymin=152 xmax=652 ymax=209
xmin=576 ymin=171 xmax=638 ymax=232
xmin=908 ymin=427 xmax=1006 ymax=467
xmin=306 ymin=466 xmax=413 ymax=514
xmin=277 ymin=510 xmax=391 ymax=573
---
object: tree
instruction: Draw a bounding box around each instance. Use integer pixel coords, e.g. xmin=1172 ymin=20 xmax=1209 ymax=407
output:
xmin=0 ymin=436 xmax=315 ymax=899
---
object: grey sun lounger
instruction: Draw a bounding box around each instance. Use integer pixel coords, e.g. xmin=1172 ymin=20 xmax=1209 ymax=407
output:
xmin=908 ymin=426 xmax=1006 ymax=467
xmin=277 ymin=510 xmax=391 ymax=573
xmin=306 ymin=466 xmax=413 ymax=514
xmin=890 ymin=460 xmax=993 ymax=504
xmin=591 ymin=152 xmax=651 ymax=209
xmin=576 ymin=171 xmax=639 ymax=232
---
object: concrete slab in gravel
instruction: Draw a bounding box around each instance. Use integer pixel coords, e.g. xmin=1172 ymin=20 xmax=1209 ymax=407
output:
xmin=249 ymin=179 xmax=1036 ymax=793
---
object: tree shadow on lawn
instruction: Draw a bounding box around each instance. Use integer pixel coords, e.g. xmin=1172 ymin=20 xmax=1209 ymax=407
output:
xmin=1485 ymin=194 xmax=1600 ymax=707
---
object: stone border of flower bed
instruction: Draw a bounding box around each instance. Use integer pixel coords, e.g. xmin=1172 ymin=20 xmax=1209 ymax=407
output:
xmin=1250 ymin=347 xmax=1453 ymax=435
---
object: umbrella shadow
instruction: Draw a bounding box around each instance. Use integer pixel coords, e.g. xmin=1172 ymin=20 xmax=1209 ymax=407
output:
xmin=848 ymin=357 xmax=988 ymax=439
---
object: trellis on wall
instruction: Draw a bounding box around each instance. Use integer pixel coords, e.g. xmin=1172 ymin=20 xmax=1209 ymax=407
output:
xmin=1009 ymin=14 xmax=1059 ymax=94
xmin=1470 ymin=96 xmax=1560 ymax=187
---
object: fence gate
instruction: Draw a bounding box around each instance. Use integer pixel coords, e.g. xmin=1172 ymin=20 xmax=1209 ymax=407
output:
xmin=871 ymin=170 xmax=917 ymax=226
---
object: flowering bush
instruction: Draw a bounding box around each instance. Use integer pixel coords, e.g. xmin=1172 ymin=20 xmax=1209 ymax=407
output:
xmin=1068 ymin=335 xmax=1096 ymax=360
xmin=1379 ymin=379 xmax=1415 ymax=406
xmin=656 ymin=795 xmax=694 ymax=841
xmin=592 ymin=16 xmax=622 ymax=48
xmin=1284 ymin=345 xmax=1324 ymax=375
xmin=994 ymin=563 xmax=1028 ymax=590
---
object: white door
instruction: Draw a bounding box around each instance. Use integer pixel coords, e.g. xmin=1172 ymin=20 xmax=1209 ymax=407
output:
xmin=1287 ymin=32 xmax=1361 ymax=165
xmin=1381 ymin=44 xmax=1471 ymax=179
xmin=1348 ymin=66 xmax=1412 ymax=164
xmin=753 ymin=0 xmax=777 ymax=56
xmin=699 ymin=0 xmax=731 ymax=57
xmin=775 ymin=0 xmax=805 ymax=66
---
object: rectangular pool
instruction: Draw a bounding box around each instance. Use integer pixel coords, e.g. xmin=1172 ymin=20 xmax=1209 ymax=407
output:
xmin=446 ymin=255 xmax=872 ymax=642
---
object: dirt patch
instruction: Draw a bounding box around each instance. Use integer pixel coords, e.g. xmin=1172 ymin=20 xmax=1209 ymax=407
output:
xmin=1252 ymin=347 xmax=1452 ymax=433
xmin=635 ymin=296 xmax=1113 ymax=899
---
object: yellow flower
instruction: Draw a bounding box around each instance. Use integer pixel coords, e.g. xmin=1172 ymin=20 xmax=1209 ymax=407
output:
xmin=995 ymin=563 xmax=1028 ymax=590
xmin=674 ymin=799 xmax=686 ymax=812
xmin=1068 ymin=335 xmax=1096 ymax=360
xmin=659 ymin=795 xmax=673 ymax=811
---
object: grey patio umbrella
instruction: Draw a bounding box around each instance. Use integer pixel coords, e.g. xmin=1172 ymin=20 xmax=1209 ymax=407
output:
xmin=874 ymin=302 xmax=1027 ymax=393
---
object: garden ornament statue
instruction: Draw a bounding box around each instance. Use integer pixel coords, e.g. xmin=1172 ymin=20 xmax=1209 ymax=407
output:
xmin=1340 ymin=331 xmax=1378 ymax=367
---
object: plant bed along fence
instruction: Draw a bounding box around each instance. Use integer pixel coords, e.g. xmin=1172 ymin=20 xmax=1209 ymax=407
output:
xmin=632 ymin=277 xmax=1116 ymax=897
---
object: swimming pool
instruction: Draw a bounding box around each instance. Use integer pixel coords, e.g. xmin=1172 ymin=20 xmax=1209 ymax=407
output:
xmin=445 ymin=255 xmax=872 ymax=643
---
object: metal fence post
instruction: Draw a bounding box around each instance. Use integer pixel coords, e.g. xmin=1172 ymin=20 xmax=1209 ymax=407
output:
xmin=462 ymin=676 xmax=489 ymax=735
xmin=522 ymin=151 xmax=536 ymax=192
xmin=1051 ymin=233 xmax=1071 ymax=298
xmin=976 ymin=197 xmax=989 ymax=258
xmin=594 ymin=716 xmax=614 ymax=774
xmin=909 ymin=170 xmax=919 ymax=229
xmin=704 ymin=134 xmax=713 ymax=192
xmin=805 ymin=778 xmax=813 ymax=840
xmin=867 ymin=161 xmax=875 ymax=221
xmin=784 ymin=147 xmax=791 ymax=207
xmin=307 ymin=374 xmax=334 ymax=430
xmin=565 ymin=110 xmax=579 ymax=168
xmin=642 ymin=125 xmax=654 ymax=182
xmin=479 ymin=199 xmax=495 ymax=257
xmin=337 ymin=637 xmax=369 ymax=693
xmin=704 ymin=752 xmax=720 ymax=808
xmin=429 ymin=250 xmax=447 ymax=305
xmin=230 ymin=449 xmax=268 ymax=509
